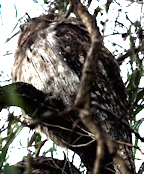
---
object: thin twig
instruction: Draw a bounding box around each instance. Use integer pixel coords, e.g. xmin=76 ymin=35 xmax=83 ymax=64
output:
xmin=137 ymin=162 xmax=144 ymax=174
xmin=117 ymin=45 xmax=143 ymax=65
xmin=116 ymin=140 xmax=144 ymax=156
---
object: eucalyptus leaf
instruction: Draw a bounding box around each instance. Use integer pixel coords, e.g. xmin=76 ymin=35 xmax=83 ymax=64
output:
xmin=33 ymin=0 xmax=38 ymax=3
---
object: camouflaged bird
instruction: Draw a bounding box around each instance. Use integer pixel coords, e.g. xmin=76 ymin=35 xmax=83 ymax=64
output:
xmin=12 ymin=13 xmax=135 ymax=173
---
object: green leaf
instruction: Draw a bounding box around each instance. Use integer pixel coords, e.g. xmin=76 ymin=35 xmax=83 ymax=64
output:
xmin=35 ymin=133 xmax=41 ymax=144
xmin=0 ymin=3 xmax=3 ymax=25
xmin=127 ymin=69 xmax=141 ymax=92
xmin=134 ymin=117 xmax=144 ymax=131
xmin=33 ymin=0 xmax=38 ymax=3
xmin=0 ymin=125 xmax=23 ymax=169
xmin=14 ymin=4 xmax=17 ymax=17
xmin=43 ymin=0 xmax=47 ymax=3
xmin=3 ymin=51 xmax=13 ymax=56
xmin=134 ymin=88 xmax=144 ymax=105
xmin=133 ymin=138 xmax=138 ymax=157
xmin=49 ymin=143 xmax=57 ymax=158
xmin=130 ymin=105 xmax=144 ymax=120
xmin=2 ymin=164 xmax=21 ymax=174
xmin=35 ymin=133 xmax=41 ymax=151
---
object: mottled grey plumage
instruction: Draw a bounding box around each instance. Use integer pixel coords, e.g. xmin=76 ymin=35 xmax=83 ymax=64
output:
xmin=12 ymin=14 xmax=135 ymax=173
xmin=15 ymin=156 xmax=81 ymax=174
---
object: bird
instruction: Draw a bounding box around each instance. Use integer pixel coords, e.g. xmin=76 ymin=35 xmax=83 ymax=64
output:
xmin=12 ymin=13 xmax=135 ymax=173
xmin=14 ymin=156 xmax=81 ymax=174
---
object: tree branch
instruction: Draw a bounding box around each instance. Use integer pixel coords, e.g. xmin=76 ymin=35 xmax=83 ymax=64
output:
xmin=67 ymin=1 xmax=134 ymax=173
xmin=0 ymin=82 xmax=64 ymax=116
xmin=117 ymin=45 xmax=143 ymax=65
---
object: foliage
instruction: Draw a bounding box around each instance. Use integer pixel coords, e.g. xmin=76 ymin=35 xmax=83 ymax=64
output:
xmin=0 ymin=113 xmax=23 ymax=173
